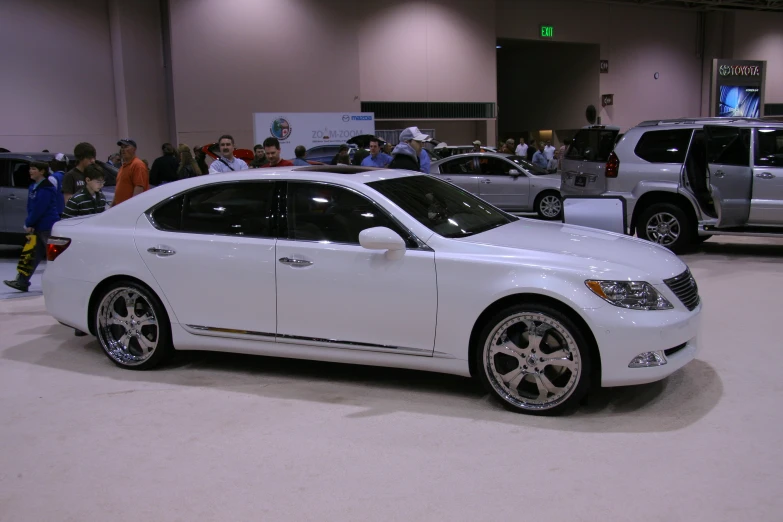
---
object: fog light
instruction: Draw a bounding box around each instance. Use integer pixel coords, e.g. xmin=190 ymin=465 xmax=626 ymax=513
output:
xmin=629 ymin=351 xmax=667 ymax=368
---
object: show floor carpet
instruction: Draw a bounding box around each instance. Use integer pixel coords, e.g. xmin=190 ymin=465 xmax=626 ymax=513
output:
xmin=1 ymin=237 xmax=782 ymax=521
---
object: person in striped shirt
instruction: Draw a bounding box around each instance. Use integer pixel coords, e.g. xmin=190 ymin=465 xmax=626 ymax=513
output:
xmin=62 ymin=164 xmax=108 ymax=219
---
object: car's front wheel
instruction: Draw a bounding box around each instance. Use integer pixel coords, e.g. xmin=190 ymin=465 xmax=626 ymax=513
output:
xmin=535 ymin=191 xmax=563 ymax=220
xmin=476 ymin=303 xmax=591 ymax=415
xmin=94 ymin=281 xmax=172 ymax=370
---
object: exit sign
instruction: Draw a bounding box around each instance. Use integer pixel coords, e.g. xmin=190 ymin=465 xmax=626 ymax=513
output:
xmin=540 ymin=25 xmax=554 ymax=38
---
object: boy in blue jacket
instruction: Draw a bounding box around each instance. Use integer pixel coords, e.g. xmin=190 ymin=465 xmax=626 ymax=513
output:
xmin=3 ymin=161 xmax=61 ymax=292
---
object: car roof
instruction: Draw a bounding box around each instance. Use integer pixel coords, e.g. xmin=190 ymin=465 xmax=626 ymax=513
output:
xmin=431 ymin=151 xmax=512 ymax=163
xmin=0 ymin=152 xmax=75 ymax=161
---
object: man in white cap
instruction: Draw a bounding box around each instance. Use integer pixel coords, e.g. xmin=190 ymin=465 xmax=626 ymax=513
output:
xmin=388 ymin=126 xmax=430 ymax=171
xmin=472 ymin=140 xmax=482 ymax=153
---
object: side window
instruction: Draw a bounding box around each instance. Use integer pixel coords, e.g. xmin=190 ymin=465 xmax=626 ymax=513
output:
xmin=150 ymin=182 xmax=276 ymax=237
xmin=634 ymin=129 xmax=693 ymax=163
xmin=287 ymin=182 xmax=415 ymax=247
xmin=707 ymin=127 xmax=751 ymax=166
xmin=756 ymin=129 xmax=783 ymax=167
xmin=479 ymin=158 xmax=515 ymax=175
xmin=441 ymin=157 xmax=477 ymax=175
xmin=0 ymin=159 xmax=10 ymax=187
xmin=10 ymin=161 xmax=31 ymax=188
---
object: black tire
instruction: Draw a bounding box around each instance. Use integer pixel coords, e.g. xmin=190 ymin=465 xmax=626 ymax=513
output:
xmin=93 ymin=280 xmax=173 ymax=370
xmin=474 ymin=303 xmax=592 ymax=415
xmin=636 ymin=202 xmax=694 ymax=254
xmin=534 ymin=191 xmax=563 ymax=220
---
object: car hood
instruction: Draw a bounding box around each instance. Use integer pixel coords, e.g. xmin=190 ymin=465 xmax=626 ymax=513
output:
xmin=453 ymin=219 xmax=687 ymax=281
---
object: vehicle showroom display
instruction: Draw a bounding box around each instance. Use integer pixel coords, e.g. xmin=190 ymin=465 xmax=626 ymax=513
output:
xmin=43 ymin=165 xmax=701 ymax=415
xmin=430 ymin=152 xmax=563 ymax=219
xmin=561 ymin=118 xmax=783 ymax=253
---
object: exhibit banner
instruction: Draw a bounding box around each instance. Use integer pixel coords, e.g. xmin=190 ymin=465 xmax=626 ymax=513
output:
xmin=252 ymin=112 xmax=376 ymax=159
xmin=710 ymin=59 xmax=766 ymax=118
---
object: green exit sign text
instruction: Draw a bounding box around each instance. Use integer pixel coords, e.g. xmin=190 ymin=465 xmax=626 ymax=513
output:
xmin=540 ymin=25 xmax=554 ymax=38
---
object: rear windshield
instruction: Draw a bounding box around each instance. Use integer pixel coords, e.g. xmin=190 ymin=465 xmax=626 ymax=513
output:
xmin=566 ymin=129 xmax=619 ymax=162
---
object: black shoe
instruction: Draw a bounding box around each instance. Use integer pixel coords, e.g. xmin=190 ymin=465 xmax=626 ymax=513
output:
xmin=74 ymin=330 xmax=88 ymax=337
xmin=3 ymin=279 xmax=30 ymax=292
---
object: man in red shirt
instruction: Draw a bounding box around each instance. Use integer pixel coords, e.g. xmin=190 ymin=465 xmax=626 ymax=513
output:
xmin=261 ymin=137 xmax=294 ymax=167
xmin=113 ymin=139 xmax=150 ymax=206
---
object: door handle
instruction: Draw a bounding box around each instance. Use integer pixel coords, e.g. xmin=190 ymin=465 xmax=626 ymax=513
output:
xmin=481 ymin=179 xmax=492 ymax=184
xmin=756 ymin=172 xmax=775 ymax=179
xmin=7 ymin=195 xmax=18 ymax=200
xmin=147 ymin=246 xmax=176 ymax=256
xmin=714 ymin=170 xmax=725 ymax=178
xmin=444 ymin=177 xmax=453 ymax=181
xmin=279 ymin=257 xmax=313 ymax=267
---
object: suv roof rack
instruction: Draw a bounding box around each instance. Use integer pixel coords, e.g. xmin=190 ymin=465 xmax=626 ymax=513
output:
xmin=636 ymin=117 xmax=763 ymax=127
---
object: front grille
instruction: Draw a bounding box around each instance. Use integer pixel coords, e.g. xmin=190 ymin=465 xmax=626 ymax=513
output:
xmin=664 ymin=269 xmax=700 ymax=311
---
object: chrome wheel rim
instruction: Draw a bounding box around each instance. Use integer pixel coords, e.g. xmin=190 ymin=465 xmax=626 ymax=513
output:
xmin=646 ymin=212 xmax=680 ymax=246
xmin=540 ymin=195 xmax=562 ymax=218
xmin=484 ymin=312 xmax=581 ymax=411
xmin=97 ymin=288 xmax=159 ymax=366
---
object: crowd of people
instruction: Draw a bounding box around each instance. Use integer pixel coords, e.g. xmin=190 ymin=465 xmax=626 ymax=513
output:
xmin=3 ymin=126 xmax=571 ymax=300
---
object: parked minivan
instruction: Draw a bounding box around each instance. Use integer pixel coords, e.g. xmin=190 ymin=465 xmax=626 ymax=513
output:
xmin=0 ymin=152 xmax=116 ymax=245
xmin=561 ymin=118 xmax=783 ymax=253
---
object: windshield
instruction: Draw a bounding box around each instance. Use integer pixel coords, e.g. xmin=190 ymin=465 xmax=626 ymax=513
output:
xmin=507 ymin=155 xmax=549 ymax=175
xmin=368 ymin=175 xmax=517 ymax=239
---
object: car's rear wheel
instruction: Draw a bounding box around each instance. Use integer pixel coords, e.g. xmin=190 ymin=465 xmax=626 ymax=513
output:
xmin=476 ymin=304 xmax=591 ymax=415
xmin=636 ymin=203 xmax=694 ymax=254
xmin=535 ymin=191 xmax=563 ymax=220
xmin=95 ymin=281 xmax=172 ymax=370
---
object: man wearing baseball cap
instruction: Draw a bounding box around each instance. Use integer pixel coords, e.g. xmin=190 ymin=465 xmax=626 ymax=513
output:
xmin=472 ymin=140 xmax=482 ymax=153
xmin=388 ymin=126 xmax=429 ymax=171
xmin=113 ymin=139 xmax=149 ymax=206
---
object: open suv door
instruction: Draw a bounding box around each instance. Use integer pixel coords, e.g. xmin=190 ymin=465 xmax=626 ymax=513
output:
xmin=704 ymin=125 xmax=752 ymax=227
xmin=561 ymin=125 xmax=620 ymax=197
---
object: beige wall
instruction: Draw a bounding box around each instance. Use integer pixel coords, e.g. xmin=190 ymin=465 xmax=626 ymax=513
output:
xmin=169 ymin=0 xmax=362 ymax=150
xmin=0 ymin=0 xmax=119 ymax=156
xmin=357 ymin=0 xmax=497 ymax=103
xmin=169 ymin=0 xmax=497 ymax=149
xmin=731 ymin=10 xmax=783 ymax=104
xmin=497 ymin=0 xmax=703 ymax=130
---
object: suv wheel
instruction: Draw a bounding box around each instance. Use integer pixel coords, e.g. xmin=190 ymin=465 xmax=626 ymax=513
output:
xmin=636 ymin=203 xmax=693 ymax=254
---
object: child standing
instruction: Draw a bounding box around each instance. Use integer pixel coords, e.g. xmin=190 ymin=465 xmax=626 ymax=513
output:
xmin=62 ymin=164 xmax=108 ymax=219
xmin=3 ymin=161 xmax=61 ymax=292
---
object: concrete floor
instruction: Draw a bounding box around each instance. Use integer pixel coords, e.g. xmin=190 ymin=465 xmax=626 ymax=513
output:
xmin=1 ymin=237 xmax=783 ymax=521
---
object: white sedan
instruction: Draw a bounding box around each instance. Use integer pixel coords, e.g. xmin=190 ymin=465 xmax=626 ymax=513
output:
xmin=42 ymin=166 xmax=701 ymax=415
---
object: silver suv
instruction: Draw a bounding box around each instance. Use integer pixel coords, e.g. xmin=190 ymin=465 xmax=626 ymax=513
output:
xmin=561 ymin=118 xmax=783 ymax=253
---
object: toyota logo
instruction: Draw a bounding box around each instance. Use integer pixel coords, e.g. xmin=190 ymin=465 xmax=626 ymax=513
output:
xmin=719 ymin=65 xmax=732 ymax=77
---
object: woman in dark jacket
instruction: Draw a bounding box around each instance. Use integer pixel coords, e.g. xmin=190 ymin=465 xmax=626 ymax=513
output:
xmin=177 ymin=144 xmax=203 ymax=179
xmin=3 ymin=161 xmax=61 ymax=292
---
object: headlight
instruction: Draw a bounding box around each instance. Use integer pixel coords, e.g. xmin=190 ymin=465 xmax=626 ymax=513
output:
xmin=585 ymin=280 xmax=673 ymax=310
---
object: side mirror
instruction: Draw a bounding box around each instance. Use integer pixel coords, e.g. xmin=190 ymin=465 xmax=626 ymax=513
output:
xmin=359 ymin=227 xmax=406 ymax=259
xmin=509 ymin=169 xmax=520 ymax=177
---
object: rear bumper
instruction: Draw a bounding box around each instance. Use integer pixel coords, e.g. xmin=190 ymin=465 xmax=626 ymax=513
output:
xmin=43 ymin=273 xmax=93 ymax=333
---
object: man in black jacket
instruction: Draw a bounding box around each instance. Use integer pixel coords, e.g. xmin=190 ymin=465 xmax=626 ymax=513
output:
xmin=149 ymin=143 xmax=179 ymax=185
xmin=388 ymin=127 xmax=429 ymax=171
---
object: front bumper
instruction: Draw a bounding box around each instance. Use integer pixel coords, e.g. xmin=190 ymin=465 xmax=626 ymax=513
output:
xmin=586 ymin=303 xmax=702 ymax=387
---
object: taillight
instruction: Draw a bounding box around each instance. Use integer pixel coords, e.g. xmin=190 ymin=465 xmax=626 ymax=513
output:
xmin=46 ymin=237 xmax=71 ymax=261
xmin=605 ymin=151 xmax=620 ymax=178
